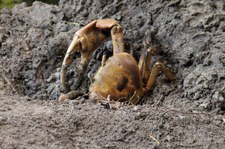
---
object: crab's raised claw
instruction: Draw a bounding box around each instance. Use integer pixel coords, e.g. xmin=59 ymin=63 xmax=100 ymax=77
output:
xmin=61 ymin=19 xmax=124 ymax=93
xmin=61 ymin=36 xmax=81 ymax=93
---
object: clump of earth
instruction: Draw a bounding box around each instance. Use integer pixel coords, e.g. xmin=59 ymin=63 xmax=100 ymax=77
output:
xmin=0 ymin=0 xmax=225 ymax=148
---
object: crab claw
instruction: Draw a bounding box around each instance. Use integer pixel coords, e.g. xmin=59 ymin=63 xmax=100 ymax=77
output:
xmin=60 ymin=19 xmax=124 ymax=93
xmin=61 ymin=36 xmax=81 ymax=92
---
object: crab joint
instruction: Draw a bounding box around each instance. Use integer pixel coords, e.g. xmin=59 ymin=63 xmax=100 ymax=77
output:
xmin=147 ymin=47 xmax=157 ymax=55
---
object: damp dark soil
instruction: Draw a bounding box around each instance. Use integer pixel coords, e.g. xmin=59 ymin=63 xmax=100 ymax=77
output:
xmin=0 ymin=0 xmax=225 ymax=148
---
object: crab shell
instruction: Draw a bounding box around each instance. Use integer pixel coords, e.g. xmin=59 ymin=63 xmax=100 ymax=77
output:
xmin=89 ymin=52 xmax=144 ymax=102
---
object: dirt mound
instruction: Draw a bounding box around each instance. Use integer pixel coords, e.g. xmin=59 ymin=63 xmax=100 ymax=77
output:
xmin=1 ymin=0 xmax=225 ymax=110
xmin=1 ymin=0 xmax=225 ymax=148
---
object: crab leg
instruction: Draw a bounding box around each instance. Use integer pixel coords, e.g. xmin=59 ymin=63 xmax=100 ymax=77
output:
xmin=101 ymin=54 xmax=106 ymax=66
xmin=142 ymin=47 xmax=157 ymax=82
xmin=95 ymin=19 xmax=125 ymax=54
xmin=145 ymin=61 xmax=175 ymax=92
xmin=138 ymin=47 xmax=157 ymax=82
xmin=111 ymin=25 xmax=125 ymax=54
xmin=138 ymin=49 xmax=145 ymax=76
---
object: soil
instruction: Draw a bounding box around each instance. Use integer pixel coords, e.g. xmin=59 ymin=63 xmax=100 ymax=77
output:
xmin=0 ymin=0 xmax=225 ymax=148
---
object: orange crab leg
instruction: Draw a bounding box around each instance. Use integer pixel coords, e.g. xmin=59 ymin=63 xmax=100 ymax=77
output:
xmin=142 ymin=47 xmax=157 ymax=82
xmin=138 ymin=47 xmax=157 ymax=82
xmin=111 ymin=25 xmax=125 ymax=54
xmin=101 ymin=54 xmax=106 ymax=67
xmin=96 ymin=19 xmax=125 ymax=54
xmin=145 ymin=61 xmax=175 ymax=92
xmin=138 ymin=49 xmax=145 ymax=76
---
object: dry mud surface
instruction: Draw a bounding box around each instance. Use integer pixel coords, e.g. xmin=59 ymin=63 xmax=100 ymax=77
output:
xmin=1 ymin=0 xmax=225 ymax=148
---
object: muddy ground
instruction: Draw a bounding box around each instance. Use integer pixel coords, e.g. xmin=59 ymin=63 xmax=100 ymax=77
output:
xmin=0 ymin=0 xmax=225 ymax=148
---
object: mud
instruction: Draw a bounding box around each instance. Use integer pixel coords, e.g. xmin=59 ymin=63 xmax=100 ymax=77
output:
xmin=0 ymin=0 xmax=225 ymax=148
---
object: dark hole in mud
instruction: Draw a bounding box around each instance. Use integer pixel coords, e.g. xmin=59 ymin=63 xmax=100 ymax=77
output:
xmin=183 ymin=60 xmax=193 ymax=67
xmin=221 ymin=106 xmax=225 ymax=111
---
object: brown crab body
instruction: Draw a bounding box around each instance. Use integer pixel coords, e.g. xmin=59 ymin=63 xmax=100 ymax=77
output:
xmin=89 ymin=53 xmax=144 ymax=102
xmin=59 ymin=19 xmax=175 ymax=105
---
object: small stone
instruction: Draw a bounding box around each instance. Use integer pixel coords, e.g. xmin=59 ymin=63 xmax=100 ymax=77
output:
xmin=199 ymin=101 xmax=212 ymax=111
xmin=58 ymin=94 xmax=69 ymax=102
xmin=178 ymin=115 xmax=185 ymax=119
xmin=196 ymin=75 xmax=207 ymax=85
xmin=133 ymin=106 xmax=139 ymax=111
xmin=213 ymin=91 xmax=219 ymax=100
xmin=0 ymin=116 xmax=7 ymax=123
xmin=212 ymin=91 xmax=224 ymax=102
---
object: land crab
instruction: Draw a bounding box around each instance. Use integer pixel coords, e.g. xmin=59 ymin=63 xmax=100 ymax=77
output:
xmin=59 ymin=19 xmax=175 ymax=106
